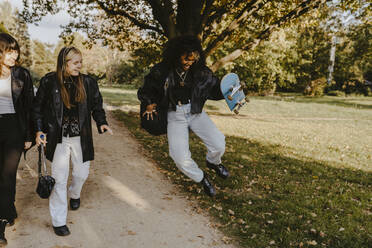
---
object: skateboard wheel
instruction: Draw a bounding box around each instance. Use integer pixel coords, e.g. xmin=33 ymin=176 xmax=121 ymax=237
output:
xmin=234 ymin=109 xmax=239 ymax=114
xmin=227 ymin=95 xmax=233 ymax=101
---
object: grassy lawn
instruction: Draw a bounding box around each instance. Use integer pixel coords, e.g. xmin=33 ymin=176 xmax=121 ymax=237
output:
xmin=102 ymin=89 xmax=372 ymax=247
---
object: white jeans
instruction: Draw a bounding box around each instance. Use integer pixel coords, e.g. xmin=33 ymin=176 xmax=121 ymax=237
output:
xmin=49 ymin=136 xmax=90 ymax=227
xmin=167 ymin=103 xmax=225 ymax=183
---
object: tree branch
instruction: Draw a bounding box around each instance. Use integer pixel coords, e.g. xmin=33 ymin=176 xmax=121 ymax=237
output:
xmin=146 ymin=0 xmax=176 ymax=38
xmin=200 ymin=0 xmax=215 ymax=29
xmin=96 ymin=0 xmax=164 ymax=35
xmin=205 ymin=0 xmax=246 ymax=28
xmin=204 ymin=0 xmax=265 ymax=57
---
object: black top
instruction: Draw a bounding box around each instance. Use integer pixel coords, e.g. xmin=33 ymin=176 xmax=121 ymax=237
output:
xmin=138 ymin=62 xmax=223 ymax=114
xmin=172 ymin=68 xmax=192 ymax=104
xmin=62 ymin=79 xmax=80 ymax=137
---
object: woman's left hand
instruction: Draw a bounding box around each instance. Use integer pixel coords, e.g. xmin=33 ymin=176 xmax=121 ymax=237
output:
xmin=100 ymin=125 xmax=113 ymax=135
xmin=24 ymin=142 xmax=32 ymax=150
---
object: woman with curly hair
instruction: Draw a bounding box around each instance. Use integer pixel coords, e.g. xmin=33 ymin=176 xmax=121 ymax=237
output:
xmin=138 ymin=35 xmax=229 ymax=197
xmin=0 ymin=33 xmax=34 ymax=246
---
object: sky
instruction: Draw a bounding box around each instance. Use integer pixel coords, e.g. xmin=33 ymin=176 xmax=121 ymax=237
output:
xmin=3 ymin=0 xmax=71 ymax=44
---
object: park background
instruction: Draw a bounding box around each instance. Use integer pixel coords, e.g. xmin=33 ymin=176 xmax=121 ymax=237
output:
xmin=1 ymin=0 xmax=371 ymax=247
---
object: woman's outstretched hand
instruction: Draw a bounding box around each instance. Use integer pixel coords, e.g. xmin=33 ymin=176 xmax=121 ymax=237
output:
xmin=100 ymin=125 xmax=113 ymax=135
xmin=142 ymin=103 xmax=157 ymax=120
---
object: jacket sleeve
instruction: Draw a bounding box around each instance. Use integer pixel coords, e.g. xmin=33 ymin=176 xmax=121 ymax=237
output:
xmin=205 ymin=67 xmax=224 ymax=101
xmin=90 ymin=77 xmax=108 ymax=133
xmin=23 ymin=69 xmax=35 ymax=142
xmin=137 ymin=64 xmax=166 ymax=106
xmin=33 ymin=76 xmax=47 ymax=132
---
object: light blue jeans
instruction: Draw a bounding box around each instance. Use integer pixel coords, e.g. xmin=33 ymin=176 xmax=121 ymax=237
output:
xmin=167 ymin=103 xmax=225 ymax=183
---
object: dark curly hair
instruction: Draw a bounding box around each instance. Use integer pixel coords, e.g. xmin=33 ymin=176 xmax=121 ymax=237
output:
xmin=162 ymin=35 xmax=206 ymax=71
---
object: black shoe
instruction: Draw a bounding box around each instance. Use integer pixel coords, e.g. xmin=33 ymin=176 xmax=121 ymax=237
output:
xmin=53 ymin=225 xmax=70 ymax=236
xmin=70 ymin=198 xmax=80 ymax=210
xmin=206 ymin=161 xmax=230 ymax=179
xmin=201 ymin=176 xmax=216 ymax=197
xmin=0 ymin=220 xmax=7 ymax=246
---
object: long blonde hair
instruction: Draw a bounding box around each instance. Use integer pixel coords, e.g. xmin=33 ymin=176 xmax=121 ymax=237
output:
xmin=56 ymin=46 xmax=86 ymax=109
xmin=0 ymin=33 xmax=20 ymax=77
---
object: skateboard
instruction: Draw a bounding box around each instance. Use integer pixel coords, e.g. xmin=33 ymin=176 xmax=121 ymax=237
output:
xmin=220 ymin=73 xmax=249 ymax=114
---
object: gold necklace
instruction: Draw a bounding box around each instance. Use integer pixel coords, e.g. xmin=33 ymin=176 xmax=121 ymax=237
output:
xmin=175 ymin=69 xmax=188 ymax=87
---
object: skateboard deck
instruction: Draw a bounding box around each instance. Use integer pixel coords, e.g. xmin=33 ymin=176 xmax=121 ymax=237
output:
xmin=220 ymin=73 xmax=248 ymax=114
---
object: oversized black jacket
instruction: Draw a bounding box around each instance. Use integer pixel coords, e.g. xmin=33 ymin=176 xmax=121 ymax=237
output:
xmin=10 ymin=66 xmax=34 ymax=143
xmin=137 ymin=62 xmax=223 ymax=114
xmin=33 ymin=72 xmax=108 ymax=162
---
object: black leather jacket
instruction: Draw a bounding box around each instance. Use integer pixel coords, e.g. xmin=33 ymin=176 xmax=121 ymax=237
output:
xmin=33 ymin=72 xmax=108 ymax=162
xmin=10 ymin=66 xmax=34 ymax=143
xmin=137 ymin=62 xmax=223 ymax=114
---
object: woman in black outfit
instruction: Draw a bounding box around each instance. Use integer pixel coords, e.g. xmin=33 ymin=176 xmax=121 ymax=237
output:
xmin=33 ymin=46 xmax=112 ymax=236
xmin=0 ymin=33 xmax=34 ymax=246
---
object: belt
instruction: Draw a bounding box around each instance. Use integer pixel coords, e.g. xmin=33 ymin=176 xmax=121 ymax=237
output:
xmin=177 ymin=99 xmax=191 ymax=106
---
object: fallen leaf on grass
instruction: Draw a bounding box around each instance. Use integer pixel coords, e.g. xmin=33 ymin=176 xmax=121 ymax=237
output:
xmin=213 ymin=204 xmax=222 ymax=211
xmin=221 ymin=236 xmax=231 ymax=244
xmin=228 ymin=209 xmax=235 ymax=215
xmin=307 ymin=240 xmax=317 ymax=245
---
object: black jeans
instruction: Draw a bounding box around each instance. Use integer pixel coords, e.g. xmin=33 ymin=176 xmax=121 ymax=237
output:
xmin=0 ymin=114 xmax=24 ymax=221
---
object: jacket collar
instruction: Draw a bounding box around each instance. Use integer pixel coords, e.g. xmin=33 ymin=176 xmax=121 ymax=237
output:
xmin=10 ymin=67 xmax=24 ymax=105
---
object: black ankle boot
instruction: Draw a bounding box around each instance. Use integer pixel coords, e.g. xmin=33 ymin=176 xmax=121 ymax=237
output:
xmin=201 ymin=175 xmax=216 ymax=197
xmin=0 ymin=219 xmax=7 ymax=246
xmin=70 ymin=198 xmax=80 ymax=211
xmin=206 ymin=160 xmax=230 ymax=179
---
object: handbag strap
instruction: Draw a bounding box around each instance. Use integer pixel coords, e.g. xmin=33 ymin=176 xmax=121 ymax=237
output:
xmin=38 ymin=144 xmax=48 ymax=177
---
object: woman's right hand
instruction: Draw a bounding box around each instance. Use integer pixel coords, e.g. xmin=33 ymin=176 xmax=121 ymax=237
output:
xmin=142 ymin=103 xmax=157 ymax=120
xmin=36 ymin=131 xmax=47 ymax=146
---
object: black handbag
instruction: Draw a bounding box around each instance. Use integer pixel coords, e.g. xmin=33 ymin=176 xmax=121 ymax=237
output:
xmin=140 ymin=78 xmax=169 ymax=136
xmin=36 ymin=144 xmax=55 ymax=199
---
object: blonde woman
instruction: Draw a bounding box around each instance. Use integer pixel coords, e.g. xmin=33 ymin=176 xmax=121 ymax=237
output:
xmin=33 ymin=46 xmax=112 ymax=236
xmin=0 ymin=33 xmax=34 ymax=246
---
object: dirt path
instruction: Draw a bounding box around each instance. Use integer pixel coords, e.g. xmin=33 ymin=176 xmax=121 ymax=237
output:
xmin=5 ymin=111 xmax=235 ymax=248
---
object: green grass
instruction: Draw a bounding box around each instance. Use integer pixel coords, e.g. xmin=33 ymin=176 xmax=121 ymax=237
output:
xmin=100 ymin=88 xmax=140 ymax=106
xmin=103 ymin=90 xmax=372 ymax=247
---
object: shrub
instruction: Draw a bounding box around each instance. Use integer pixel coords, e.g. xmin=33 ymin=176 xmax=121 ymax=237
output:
xmin=303 ymin=78 xmax=327 ymax=96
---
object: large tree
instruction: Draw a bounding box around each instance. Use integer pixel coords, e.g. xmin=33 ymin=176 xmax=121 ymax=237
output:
xmin=21 ymin=0 xmax=361 ymax=71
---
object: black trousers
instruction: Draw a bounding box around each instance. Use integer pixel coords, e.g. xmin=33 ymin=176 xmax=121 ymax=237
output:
xmin=0 ymin=114 xmax=24 ymax=221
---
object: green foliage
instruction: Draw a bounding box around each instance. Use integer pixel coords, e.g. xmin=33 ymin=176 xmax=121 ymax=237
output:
xmin=30 ymin=40 xmax=55 ymax=82
xmin=303 ymin=78 xmax=327 ymax=96
xmin=332 ymin=20 xmax=372 ymax=94
xmin=0 ymin=23 xmax=7 ymax=33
